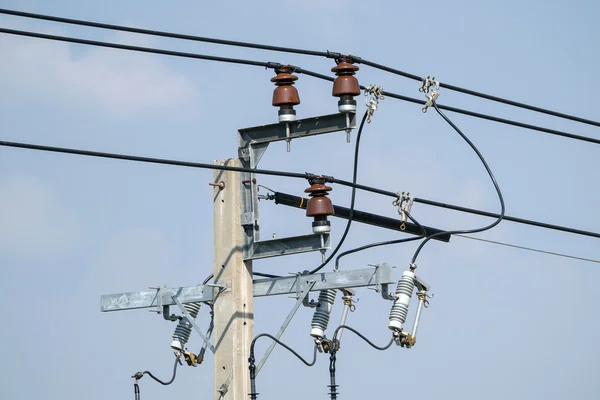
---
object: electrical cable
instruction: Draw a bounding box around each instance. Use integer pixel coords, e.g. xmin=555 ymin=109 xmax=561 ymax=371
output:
xmin=326 ymin=324 xmax=394 ymax=400
xmin=335 ymin=237 xmax=421 ymax=270
xmin=3 ymin=7 xmax=599 ymax=128
xmin=411 ymin=100 xmax=505 ymax=264
xmin=1 ymin=139 xmax=599 ymax=240
xmin=0 ymin=27 xmax=282 ymax=69
xmin=2 ymin=28 xmax=599 ymax=146
xmin=334 ymin=210 xmax=426 ymax=270
xmin=378 ymin=90 xmax=600 ymax=146
xmin=131 ymin=353 xmax=181 ymax=390
xmin=0 ymin=8 xmax=330 ymax=58
xmin=358 ymin=59 xmax=600 ymax=128
xmin=330 ymin=324 xmax=395 ymax=351
xmin=248 ymin=334 xmax=318 ymax=399
xmin=456 ymin=235 xmax=600 ymax=264
xmin=308 ymin=110 xmax=369 ymax=274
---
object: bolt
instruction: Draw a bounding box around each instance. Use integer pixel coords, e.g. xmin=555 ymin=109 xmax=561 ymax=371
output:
xmin=209 ymin=181 xmax=226 ymax=190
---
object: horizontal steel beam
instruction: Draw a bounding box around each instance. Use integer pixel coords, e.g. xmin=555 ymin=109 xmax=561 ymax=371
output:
xmin=253 ymin=265 xmax=394 ymax=297
xmin=101 ymin=265 xmax=394 ymax=312
xmin=238 ymin=112 xmax=356 ymax=146
xmin=101 ymin=285 xmax=214 ymax=312
xmin=246 ymin=233 xmax=330 ymax=260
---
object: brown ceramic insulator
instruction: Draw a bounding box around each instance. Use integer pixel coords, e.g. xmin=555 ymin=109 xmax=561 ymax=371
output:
xmin=271 ymin=68 xmax=300 ymax=107
xmin=305 ymin=181 xmax=334 ymax=217
xmin=331 ymin=61 xmax=360 ymax=97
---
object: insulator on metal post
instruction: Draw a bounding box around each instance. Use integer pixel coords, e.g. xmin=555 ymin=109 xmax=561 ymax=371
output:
xmin=332 ymin=58 xmax=361 ymax=113
xmin=171 ymin=302 xmax=201 ymax=351
xmin=388 ymin=271 xmax=416 ymax=331
xmin=271 ymin=66 xmax=300 ymax=123
xmin=310 ymin=289 xmax=337 ymax=338
xmin=305 ymin=176 xmax=334 ymax=235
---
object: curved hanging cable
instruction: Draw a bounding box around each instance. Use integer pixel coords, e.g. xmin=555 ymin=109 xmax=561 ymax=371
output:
xmin=309 ymin=110 xmax=369 ymax=274
xmin=411 ymin=100 xmax=505 ymax=264
xmin=249 ymin=334 xmax=318 ymax=399
xmin=334 ymin=210 xmax=426 ymax=270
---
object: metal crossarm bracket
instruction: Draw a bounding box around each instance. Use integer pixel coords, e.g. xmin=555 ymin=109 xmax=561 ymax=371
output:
xmin=238 ymin=113 xmax=356 ymax=149
xmin=101 ymin=285 xmax=214 ymax=312
xmin=245 ymin=233 xmax=330 ymax=260
xmin=238 ymin=113 xmax=355 ymax=261
xmin=172 ymin=296 xmax=215 ymax=354
xmin=101 ymin=265 xmax=395 ymax=312
xmin=255 ymin=279 xmax=316 ymax=375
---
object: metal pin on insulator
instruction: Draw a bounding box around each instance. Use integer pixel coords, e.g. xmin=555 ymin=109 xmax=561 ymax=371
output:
xmin=171 ymin=302 xmax=201 ymax=351
xmin=310 ymin=289 xmax=337 ymax=338
xmin=388 ymin=270 xmax=416 ymax=331
xmin=272 ymin=66 xmax=300 ymax=123
xmin=305 ymin=176 xmax=334 ymax=235
xmin=332 ymin=58 xmax=361 ymax=114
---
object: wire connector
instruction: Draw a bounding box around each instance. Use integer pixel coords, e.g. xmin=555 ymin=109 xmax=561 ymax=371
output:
xmin=393 ymin=192 xmax=414 ymax=230
xmin=420 ymin=76 xmax=440 ymax=113
xmin=364 ymin=85 xmax=384 ymax=123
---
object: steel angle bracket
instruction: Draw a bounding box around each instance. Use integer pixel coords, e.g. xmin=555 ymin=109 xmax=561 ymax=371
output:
xmin=255 ymin=279 xmax=316 ymax=375
xmin=172 ymin=296 xmax=215 ymax=354
xmin=244 ymin=233 xmax=330 ymax=261
xmin=101 ymin=285 xmax=214 ymax=312
xmin=237 ymin=113 xmax=355 ymax=261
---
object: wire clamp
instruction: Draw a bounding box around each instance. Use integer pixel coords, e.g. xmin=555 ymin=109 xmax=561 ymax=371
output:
xmin=364 ymin=85 xmax=385 ymax=123
xmin=342 ymin=294 xmax=358 ymax=312
xmin=393 ymin=192 xmax=414 ymax=230
xmin=420 ymin=76 xmax=440 ymax=113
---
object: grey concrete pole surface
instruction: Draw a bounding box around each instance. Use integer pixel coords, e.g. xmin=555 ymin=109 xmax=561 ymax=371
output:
xmin=213 ymin=159 xmax=254 ymax=400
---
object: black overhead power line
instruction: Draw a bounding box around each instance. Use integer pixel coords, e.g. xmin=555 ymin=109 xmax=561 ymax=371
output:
xmin=0 ymin=8 xmax=330 ymax=57
xmin=2 ymin=7 xmax=599 ymax=129
xmin=1 ymin=139 xmax=599 ymax=241
xmin=2 ymin=27 xmax=599 ymax=146
xmin=358 ymin=59 xmax=600 ymax=128
xmin=0 ymin=27 xmax=282 ymax=69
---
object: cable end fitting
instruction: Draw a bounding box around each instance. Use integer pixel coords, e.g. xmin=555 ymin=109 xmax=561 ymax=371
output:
xmin=326 ymin=50 xmax=342 ymax=59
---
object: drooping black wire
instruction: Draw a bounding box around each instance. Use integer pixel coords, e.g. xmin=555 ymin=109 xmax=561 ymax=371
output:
xmin=411 ymin=100 xmax=505 ymax=263
xmin=249 ymin=334 xmax=318 ymax=367
xmin=248 ymin=334 xmax=318 ymax=399
xmin=2 ymin=139 xmax=599 ymax=240
xmin=3 ymin=7 xmax=599 ymax=128
xmin=132 ymin=354 xmax=180 ymax=387
xmin=334 ymin=210 xmax=426 ymax=270
xmin=330 ymin=325 xmax=395 ymax=351
xmin=327 ymin=325 xmax=395 ymax=400
xmin=308 ymin=110 xmax=369 ymax=275
xmin=3 ymin=27 xmax=600 ymax=146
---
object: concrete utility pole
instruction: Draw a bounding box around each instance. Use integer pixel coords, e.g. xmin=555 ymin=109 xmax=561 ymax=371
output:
xmin=212 ymin=159 xmax=254 ymax=400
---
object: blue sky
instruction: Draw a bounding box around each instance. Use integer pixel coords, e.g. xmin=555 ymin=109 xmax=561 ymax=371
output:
xmin=1 ymin=0 xmax=599 ymax=399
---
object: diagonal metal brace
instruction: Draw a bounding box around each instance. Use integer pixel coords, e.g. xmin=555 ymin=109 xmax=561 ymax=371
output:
xmin=172 ymin=296 xmax=215 ymax=354
xmin=255 ymin=279 xmax=316 ymax=375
